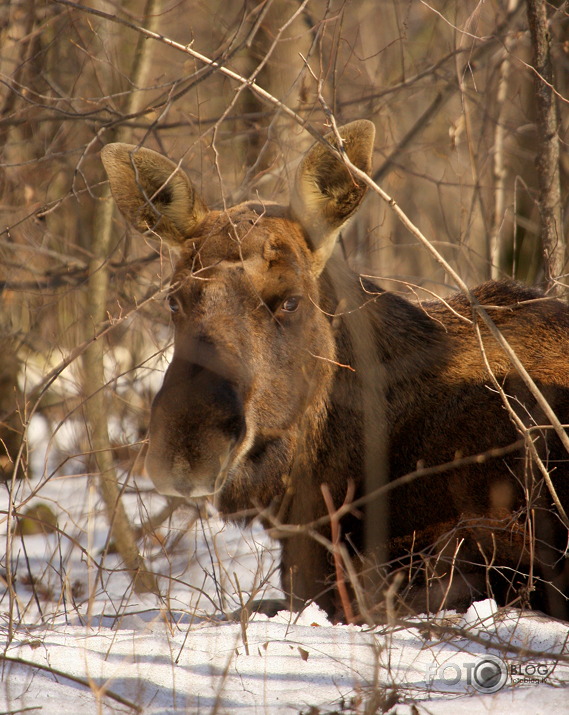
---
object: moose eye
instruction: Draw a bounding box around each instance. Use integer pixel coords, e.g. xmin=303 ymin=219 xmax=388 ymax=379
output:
xmin=280 ymin=296 xmax=301 ymax=313
xmin=167 ymin=295 xmax=179 ymax=314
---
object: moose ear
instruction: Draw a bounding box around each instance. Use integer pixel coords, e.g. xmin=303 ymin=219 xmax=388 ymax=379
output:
xmin=101 ymin=143 xmax=208 ymax=244
xmin=290 ymin=120 xmax=375 ymax=272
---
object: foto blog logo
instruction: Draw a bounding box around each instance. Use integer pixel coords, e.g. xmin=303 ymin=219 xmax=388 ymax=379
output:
xmin=426 ymin=655 xmax=508 ymax=693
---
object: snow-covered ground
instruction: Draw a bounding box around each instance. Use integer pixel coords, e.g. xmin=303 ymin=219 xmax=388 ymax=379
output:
xmin=1 ymin=418 xmax=568 ymax=714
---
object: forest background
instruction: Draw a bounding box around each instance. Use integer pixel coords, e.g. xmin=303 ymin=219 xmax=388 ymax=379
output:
xmin=0 ymin=0 xmax=568 ymax=630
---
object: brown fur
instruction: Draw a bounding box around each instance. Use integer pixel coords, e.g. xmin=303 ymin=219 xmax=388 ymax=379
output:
xmin=102 ymin=122 xmax=569 ymax=621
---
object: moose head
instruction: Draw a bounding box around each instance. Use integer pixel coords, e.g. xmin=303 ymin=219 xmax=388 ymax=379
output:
xmin=102 ymin=122 xmax=375 ymax=514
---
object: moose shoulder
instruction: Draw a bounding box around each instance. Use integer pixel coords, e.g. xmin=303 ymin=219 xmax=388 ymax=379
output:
xmin=101 ymin=121 xmax=569 ymax=622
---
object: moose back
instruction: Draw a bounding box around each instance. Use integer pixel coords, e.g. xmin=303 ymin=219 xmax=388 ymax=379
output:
xmin=102 ymin=121 xmax=569 ymax=621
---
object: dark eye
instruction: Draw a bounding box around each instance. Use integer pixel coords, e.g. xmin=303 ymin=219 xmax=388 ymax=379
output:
xmin=167 ymin=295 xmax=179 ymax=314
xmin=280 ymin=296 xmax=301 ymax=313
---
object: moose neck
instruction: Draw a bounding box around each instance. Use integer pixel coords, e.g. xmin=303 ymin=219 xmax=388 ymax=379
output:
xmin=320 ymin=256 xmax=448 ymax=421
xmin=281 ymin=256 xmax=448 ymax=517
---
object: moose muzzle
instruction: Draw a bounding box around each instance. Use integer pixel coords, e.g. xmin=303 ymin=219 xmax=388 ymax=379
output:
xmin=145 ymin=351 xmax=247 ymax=500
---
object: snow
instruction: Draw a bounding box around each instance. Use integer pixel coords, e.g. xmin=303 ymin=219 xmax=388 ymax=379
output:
xmin=1 ymin=423 xmax=568 ymax=713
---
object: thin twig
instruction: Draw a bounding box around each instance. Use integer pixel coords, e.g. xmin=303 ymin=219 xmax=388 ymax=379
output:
xmin=321 ymin=482 xmax=355 ymax=623
xmin=0 ymin=655 xmax=142 ymax=713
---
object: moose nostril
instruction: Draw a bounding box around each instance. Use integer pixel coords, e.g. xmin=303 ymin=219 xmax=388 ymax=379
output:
xmin=189 ymin=369 xmax=245 ymax=443
xmin=220 ymin=414 xmax=246 ymax=442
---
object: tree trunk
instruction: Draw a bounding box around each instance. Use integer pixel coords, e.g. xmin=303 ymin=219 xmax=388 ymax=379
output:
xmin=526 ymin=0 xmax=565 ymax=294
xmin=82 ymin=0 xmax=163 ymax=595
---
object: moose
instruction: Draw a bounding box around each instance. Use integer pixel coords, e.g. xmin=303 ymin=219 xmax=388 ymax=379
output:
xmin=101 ymin=121 xmax=569 ymax=622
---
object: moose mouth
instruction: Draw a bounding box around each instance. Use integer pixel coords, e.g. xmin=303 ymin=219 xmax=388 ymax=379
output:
xmin=144 ymin=419 xmax=252 ymax=505
xmin=144 ymin=450 xmax=235 ymax=502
